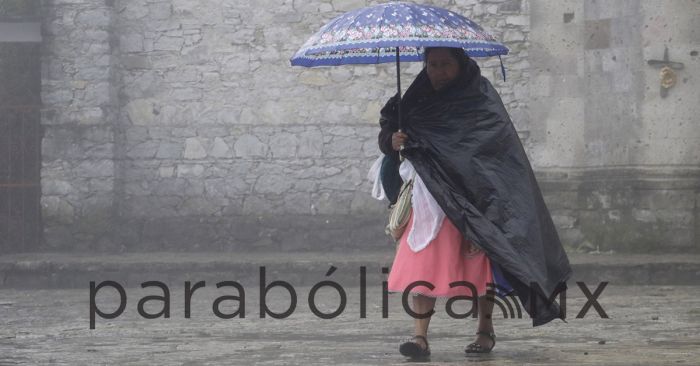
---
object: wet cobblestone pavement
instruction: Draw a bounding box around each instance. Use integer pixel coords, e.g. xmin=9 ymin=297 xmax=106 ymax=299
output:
xmin=2 ymin=284 xmax=699 ymax=365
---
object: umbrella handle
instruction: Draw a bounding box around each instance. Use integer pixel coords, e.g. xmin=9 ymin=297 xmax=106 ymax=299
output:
xmin=398 ymin=128 xmax=405 ymax=161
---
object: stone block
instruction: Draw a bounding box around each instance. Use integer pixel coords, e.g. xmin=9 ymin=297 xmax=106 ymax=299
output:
xmin=41 ymin=196 xmax=75 ymax=224
xmin=204 ymin=177 xmax=248 ymax=197
xmin=637 ymin=190 xmax=696 ymax=210
xmin=331 ymin=0 xmax=365 ymax=12
xmin=176 ymin=164 xmax=205 ymax=178
xmin=530 ymin=0 xmax=583 ymax=24
xmin=75 ymin=160 xmax=114 ymax=178
xmin=124 ymin=196 xmax=182 ymax=218
xmin=539 ymin=97 xmax=585 ymax=166
xmin=696 ymin=192 xmax=700 ymax=250
xmin=170 ymin=88 xmax=202 ymax=101
xmin=121 ymin=55 xmax=151 ymax=70
xmin=74 ymin=8 xmax=110 ymax=28
xmin=124 ymin=180 xmax=150 ymax=195
xmin=159 ymin=166 xmax=175 ymax=178
xmin=126 ymin=99 xmax=157 ymax=125
xmin=655 ymin=209 xmax=694 ymax=227
xmin=503 ymin=29 xmax=526 ymax=42
xmin=498 ymin=0 xmax=522 ymax=13
xmin=41 ymin=130 xmax=77 ymax=161
xmin=74 ymin=107 xmax=106 ymax=125
xmin=531 ymin=74 xmax=551 ymax=97
xmin=127 ymin=141 xmax=159 ymax=158
xmin=209 ymin=137 xmax=232 ymax=158
xmin=282 ymin=192 xmax=312 ymax=214
xmin=298 ymin=70 xmax=331 ymax=86
xmin=258 ymin=100 xmax=290 ymax=125
xmin=156 ymin=142 xmax=184 ymax=159
xmin=120 ymin=2 xmax=148 ymax=20
xmin=120 ymin=34 xmax=144 ymax=53
xmin=549 ymin=74 xmax=584 ymax=98
xmin=530 ymin=23 xmax=582 ymax=74
xmin=148 ymin=2 xmax=172 ymax=20
xmin=154 ymin=36 xmax=184 ymax=51
xmin=558 ymin=227 xmax=585 ymax=247
xmin=327 ymin=126 xmax=355 ymax=137
xmin=328 ymin=68 xmax=352 ymax=83
xmin=42 ymin=180 xmax=74 ymax=196
xmin=585 ymin=0 xmax=639 ymax=21
xmin=552 ymin=212 xmax=578 ymax=229
xmin=325 ymin=136 xmax=362 ymax=158
xmin=269 ymin=132 xmax=298 ymax=158
xmin=165 ymin=68 xmax=200 ymax=83
xmin=234 ymin=134 xmax=267 ymax=157
xmin=183 ymin=137 xmax=207 ymax=159
xmin=292 ymin=179 xmax=318 ymax=192
xmin=584 ymin=19 xmax=611 ymax=50
xmin=632 ymin=209 xmax=656 ymax=223
xmin=361 ymin=140 xmax=379 ymax=158
xmin=42 ymin=89 xmax=73 ymax=106
xmin=179 ymin=197 xmax=225 ymax=216
xmin=242 ymin=195 xmax=276 ymax=215
xmin=318 ymin=3 xmax=333 ymax=12
xmin=254 ymin=173 xmax=294 ymax=194
xmin=317 ymin=166 xmax=363 ymax=191
xmin=506 ymin=15 xmax=529 ymax=26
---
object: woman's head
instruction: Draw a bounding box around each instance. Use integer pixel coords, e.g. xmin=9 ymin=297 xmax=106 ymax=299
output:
xmin=424 ymin=47 xmax=470 ymax=91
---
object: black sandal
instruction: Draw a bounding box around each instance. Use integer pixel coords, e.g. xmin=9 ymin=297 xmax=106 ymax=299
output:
xmin=399 ymin=335 xmax=431 ymax=360
xmin=465 ymin=331 xmax=496 ymax=354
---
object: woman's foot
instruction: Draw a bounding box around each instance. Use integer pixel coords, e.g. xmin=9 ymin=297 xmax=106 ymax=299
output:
xmin=465 ymin=331 xmax=496 ymax=354
xmin=399 ymin=335 xmax=431 ymax=360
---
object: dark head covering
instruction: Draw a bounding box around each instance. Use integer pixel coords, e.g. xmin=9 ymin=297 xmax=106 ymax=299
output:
xmin=402 ymin=47 xmax=483 ymax=109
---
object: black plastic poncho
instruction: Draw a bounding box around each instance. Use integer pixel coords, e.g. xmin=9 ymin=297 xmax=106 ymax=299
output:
xmin=378 ymin=58 xmax=572 ymax=326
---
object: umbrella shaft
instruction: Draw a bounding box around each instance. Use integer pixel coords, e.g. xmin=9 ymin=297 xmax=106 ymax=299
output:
xmin=396 ymin=48 xmax=402 ymax=132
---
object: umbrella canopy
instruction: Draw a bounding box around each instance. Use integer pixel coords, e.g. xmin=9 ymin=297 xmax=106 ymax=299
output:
xmin=290 ymin=1 xmax=509 ymax=130
xmin=290 ymin=1 xmax=508 ymax=67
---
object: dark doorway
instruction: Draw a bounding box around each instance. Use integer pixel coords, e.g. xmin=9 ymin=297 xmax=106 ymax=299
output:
xmin=1 ymin=1 xmax=43 ymax=253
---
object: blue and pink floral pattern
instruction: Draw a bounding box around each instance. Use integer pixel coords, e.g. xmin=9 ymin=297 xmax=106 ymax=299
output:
xmin=291 ymin=2 xmax=508 ymax=67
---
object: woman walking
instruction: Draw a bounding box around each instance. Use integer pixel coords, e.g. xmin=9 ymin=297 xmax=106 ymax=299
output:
xmin=377 ymin=47 xmax=571 ymax=359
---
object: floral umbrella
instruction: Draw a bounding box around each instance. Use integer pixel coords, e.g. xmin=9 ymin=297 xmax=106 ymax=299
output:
xmin=290 ymin=1 xmax=509 ymax=129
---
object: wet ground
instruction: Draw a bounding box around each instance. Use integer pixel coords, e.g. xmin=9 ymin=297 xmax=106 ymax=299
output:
xmin=2 ymin=284 xmax=699 ymax=365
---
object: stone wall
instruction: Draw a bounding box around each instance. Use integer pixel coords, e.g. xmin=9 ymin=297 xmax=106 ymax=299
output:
xmin=38 ymin=0 xmax=699 ymax=253
xmin=41 ymin=0 xmax=117 ymax=251
xmin=40 ymin=0 xmax=530 ymax=252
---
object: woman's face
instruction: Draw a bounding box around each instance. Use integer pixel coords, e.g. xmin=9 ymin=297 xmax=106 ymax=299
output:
xmin=426 ymin=48 xmax=461 ymax=91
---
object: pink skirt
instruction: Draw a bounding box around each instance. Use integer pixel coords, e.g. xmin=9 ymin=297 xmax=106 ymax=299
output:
xmin=388 ymin=209 xmax=493 ymax=298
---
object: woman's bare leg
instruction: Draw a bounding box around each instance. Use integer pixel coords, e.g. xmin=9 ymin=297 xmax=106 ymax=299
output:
xmin=412 ymin=295 xmax=436 ymax=349
xmin=474 ymin=294 xmax=496 ymax=347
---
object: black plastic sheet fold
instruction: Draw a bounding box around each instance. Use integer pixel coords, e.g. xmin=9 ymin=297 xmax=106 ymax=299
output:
xmin=379 ymin=58 xmax=572 ymax=326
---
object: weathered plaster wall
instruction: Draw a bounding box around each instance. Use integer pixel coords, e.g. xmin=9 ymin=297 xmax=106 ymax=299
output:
xmin=529 ymin=0 xmax=700 ymax=252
